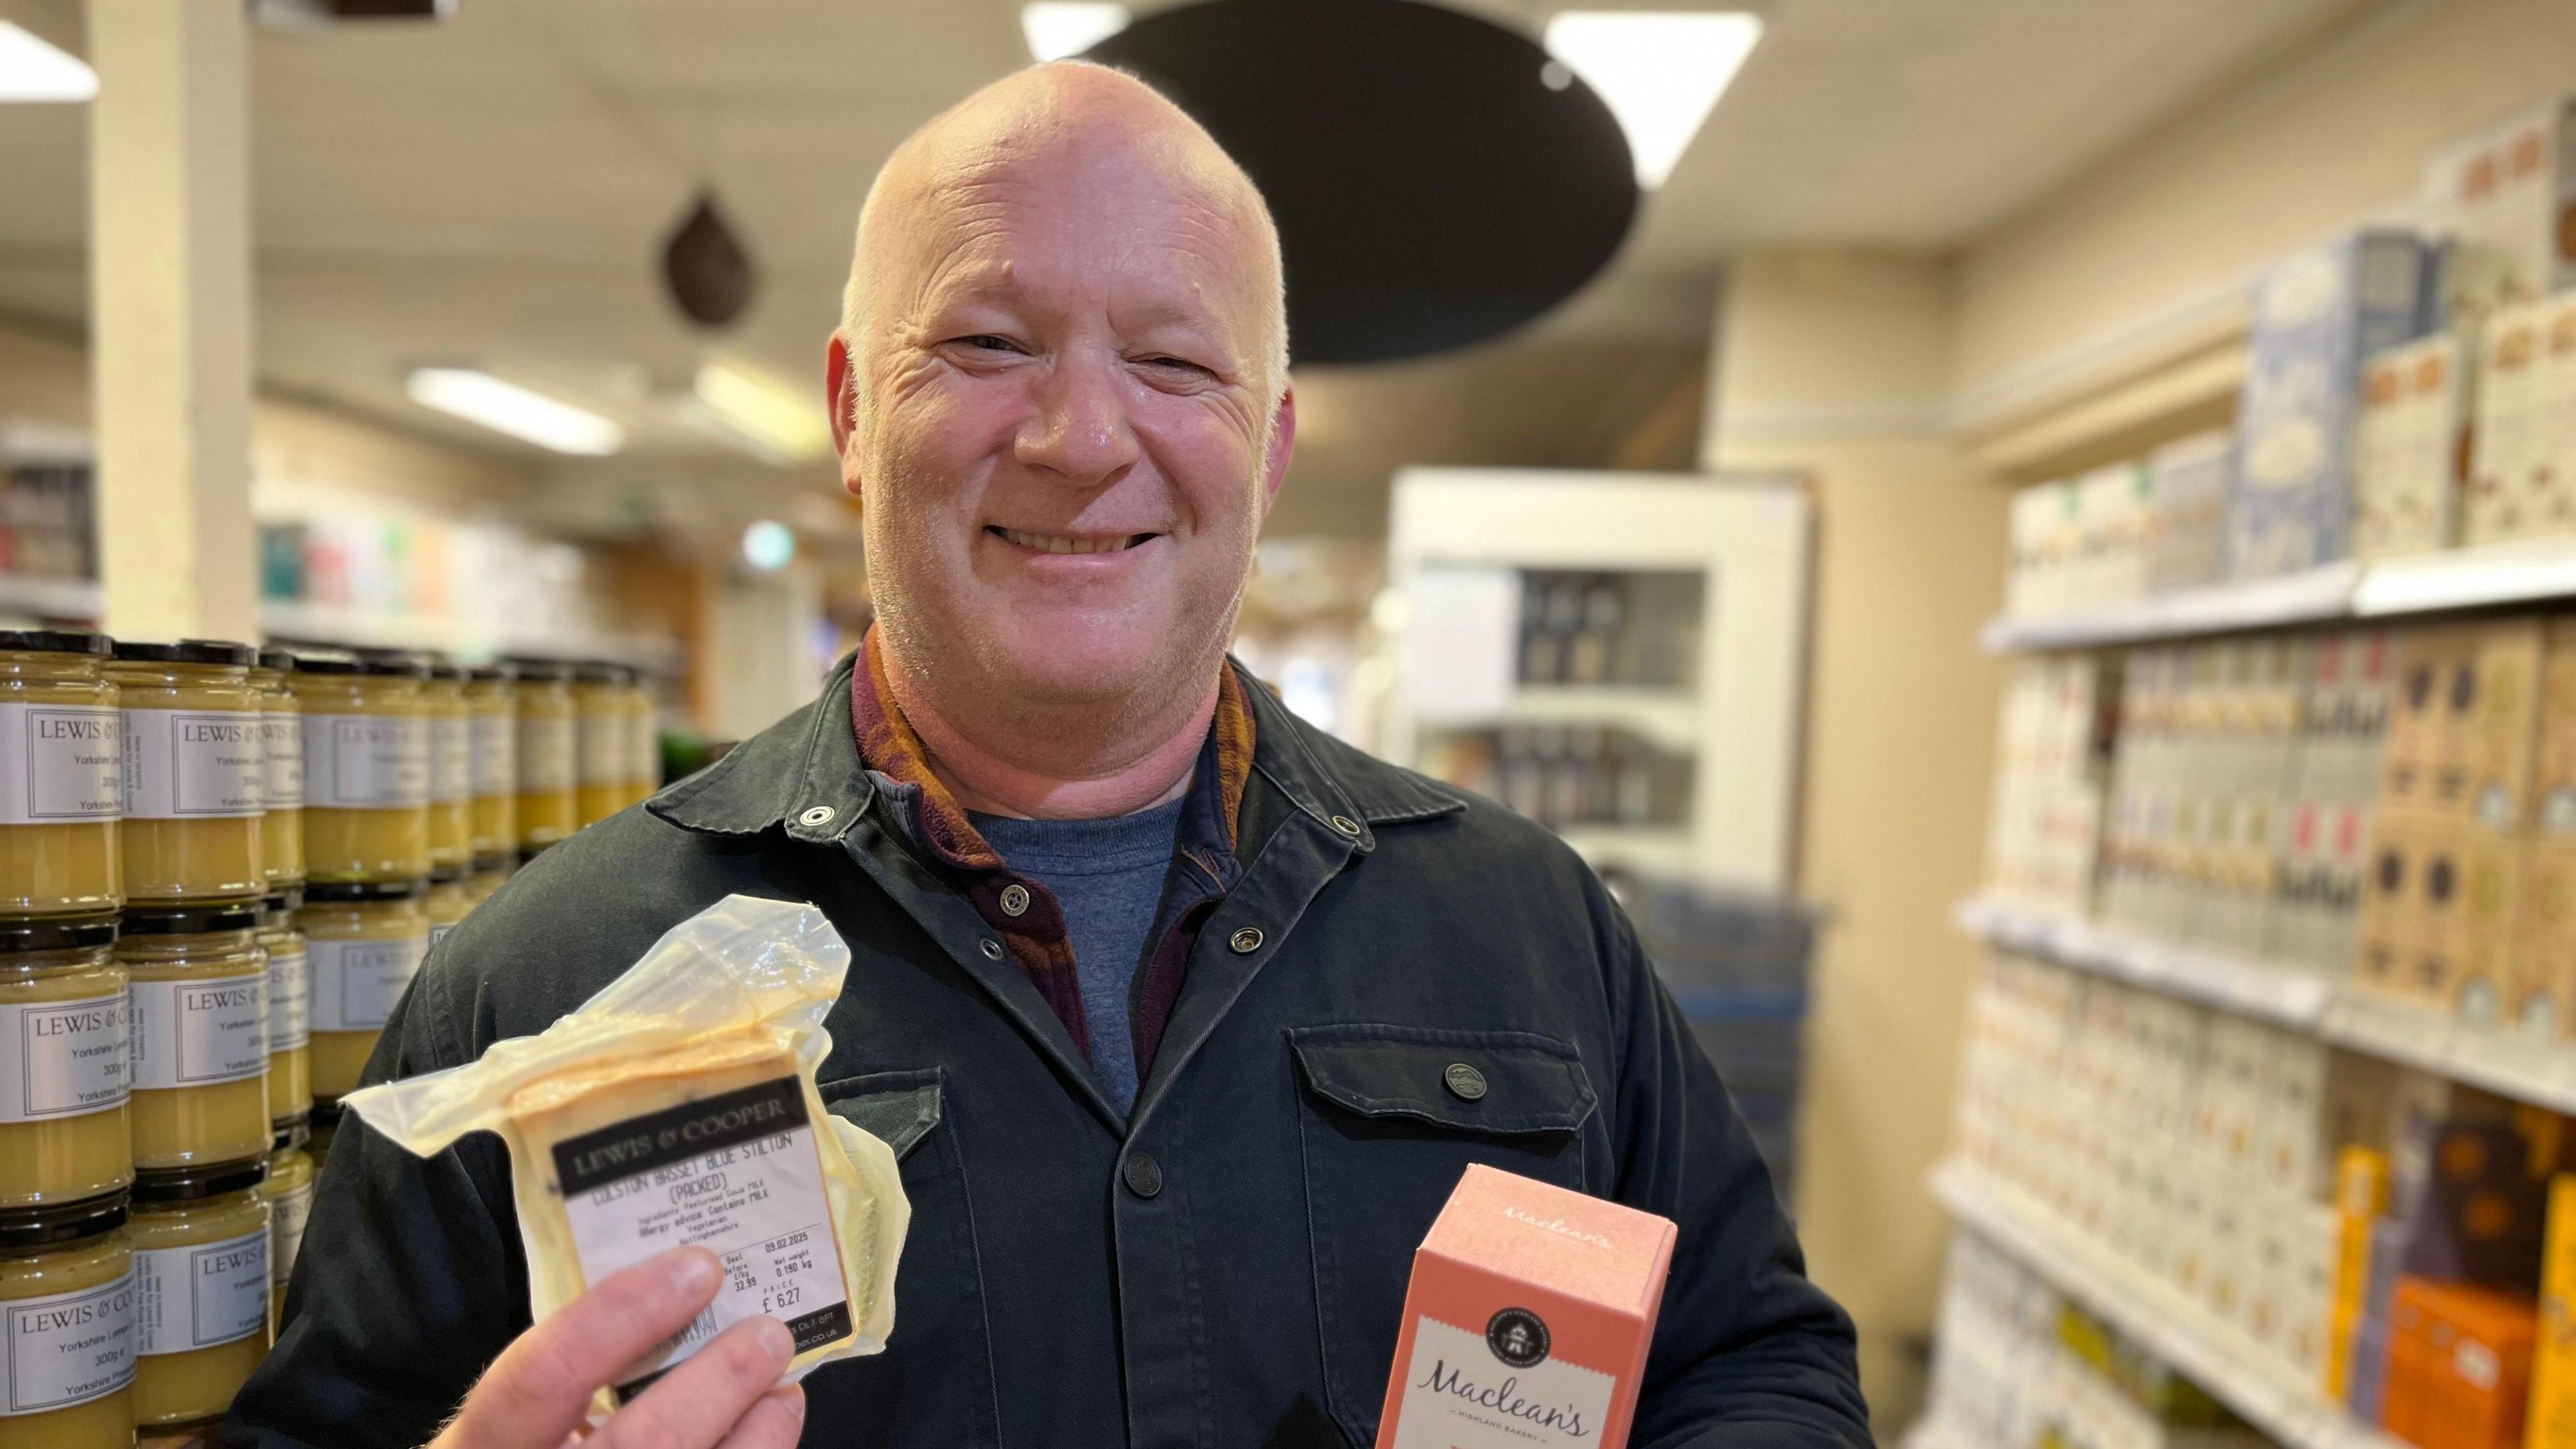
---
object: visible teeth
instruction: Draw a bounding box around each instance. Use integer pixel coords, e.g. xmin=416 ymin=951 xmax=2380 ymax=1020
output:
xmin=997 ymin=528 xmax=1142 ymax=555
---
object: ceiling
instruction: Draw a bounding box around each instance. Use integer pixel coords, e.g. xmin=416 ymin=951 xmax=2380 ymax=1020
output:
xmin=0 ymin=0 xmax=2372 ymax=534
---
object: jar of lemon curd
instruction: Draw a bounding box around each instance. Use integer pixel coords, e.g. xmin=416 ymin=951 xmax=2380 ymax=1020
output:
xmin=126 ymin=1159 xmax=268 ymax=1430
xmin=464 ymin=663 xmax=517 ymax=861
xmin=0 ymin=1191 xmax=136 ymax=1447
xmin=115 ymin=907 xmax=270 ymax=1173
xmin=252 ymin=649 xmax=303 ymax=891
xmin=298 ymin=880 xmax=426 ymax=1103
xmin=108 ymin=641 xmax=264 ymax=906
xmin=0 ymin=914 xmax=129 ymax=1207
xmin=295 ymin=651 xmax=430 ymax=884
xmin=510 ymin=660 xmax=576 ymax=850
xmin=423 ymin=662 xmax=471 ymax=872
xmin=0 ymin=630 xmax=121 ymax=916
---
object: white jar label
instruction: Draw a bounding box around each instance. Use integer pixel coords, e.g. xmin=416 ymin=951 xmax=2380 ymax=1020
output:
xmin=557 ymin=1075 xmax=851 ymax=1388
xmin=134 ymin=1230 xmax=267 ymax=1354
xmin=261 ymin=711 xmax=304 ymax=811
xmin=578 ymin=711 xmax=624 ymax=787
xmin=1389 ymin=1316 xmax=1617 ymax=1449
xmin=431 ymin=715 xmax=472 ymax=804
xmin=129 ymin=975 xmax=268 ymax=1090
xmin=270 ymin=1179 xmax=314 ymax=1287
xmin=302 ymin=714 xmax=429 ymax=809
xmin=120 ymin=709 xmax=263 ymax=820
xmin=0 ymin=993 xmax=127 ymax=1123
xmin=471 ymin=712 xmax=517 ymax=798
xmin=0 ymin=1270 xmax=135 ymax=1415
xmin=267 ymin=947 xmax=309 ymax=1052
xmin=308 ymin=935 xmax=425 ymax=1033
xmin=0 ymin=704 xmax=120 ymax=824
xmin=518 ymin=714 xmax=574 ymax=793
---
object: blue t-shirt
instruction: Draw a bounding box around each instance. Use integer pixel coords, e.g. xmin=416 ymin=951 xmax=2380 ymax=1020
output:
xmin=969 ymin=797 xmax=1186 ymax=1116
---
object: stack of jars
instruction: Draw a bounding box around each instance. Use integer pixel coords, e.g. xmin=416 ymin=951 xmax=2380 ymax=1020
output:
xmin=0 ymin=633 xmax=286 ymax=1445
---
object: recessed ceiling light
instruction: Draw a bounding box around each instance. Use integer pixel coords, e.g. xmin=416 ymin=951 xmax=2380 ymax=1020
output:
xmin=1543 ymin=11 xmax=1762 ymax=189
xmin=0 ymin=22 xmax=95 ymax=103
xmin=741 ymin=520 xmax=797 ymax=573
xmin=1021 ymin=2 xmax=1128 ymax=63
xmin=406 ymin=368 xmax=624 ymax=456
xmin=694 ymin=361 xmax=833 ymax=464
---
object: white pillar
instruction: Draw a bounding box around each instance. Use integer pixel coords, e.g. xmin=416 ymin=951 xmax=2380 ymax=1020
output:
xmin=86 ymin=0 xmax=259 ymax=642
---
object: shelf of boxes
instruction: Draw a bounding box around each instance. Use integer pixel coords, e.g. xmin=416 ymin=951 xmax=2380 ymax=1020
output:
xmin=1958 ymin=893 xmax=2576 ymax=1117
xmin=1494 ymin=685 xmax=1702 ymax=755
xmin=1933 ymin=1161 xmax=2406 ymax=1449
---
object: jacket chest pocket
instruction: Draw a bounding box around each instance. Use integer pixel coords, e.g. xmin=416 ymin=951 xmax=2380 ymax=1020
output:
xmin=806 ymin=1069 xmax=999 ymax=1448
xmin=1288 ymin=1024 xmax=1597 ymax=1448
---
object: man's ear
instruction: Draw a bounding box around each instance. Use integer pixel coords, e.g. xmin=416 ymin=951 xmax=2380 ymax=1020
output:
xmin=1259 ymin=383 xmax=1297 ymax=517
xmin=827 ymin=333 xmax=863 ymax=499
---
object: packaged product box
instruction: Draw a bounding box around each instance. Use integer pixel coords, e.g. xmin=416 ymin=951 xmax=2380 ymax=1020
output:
xmin=2392 ymin=1277 xmax=2538 ymax=1449
xmin=2385 ymin=627 xmax=2478 ymax=821
xmin=2263 ymin=1038 xmax=2328 ymax=1203
xmin=2535 ymin=621 xmax=2576 ymax=833
xmin=2514 ymin=839 xmax=2576 ymax=1037
xmin=2528 ymin=1175 xmax=2576 ymax=1449
xmin=2328 ymin=1148 xmax=2391 ymax=1402
xmin=2078 ymin=460 xmax=2152 ymax=608
xmin=2419 ymin=97 xmax=2576 ymax=314
xmin=2357 ymin=814 xmax=2432 ymax=995
xmin=2226 ymin=230 xmax=2432 ymax=580
xmin=1373 ymin=1165 xmax=1676 ymax=1449
xmin=2536 ymin=294 xmax=2576 ymax=541
xmin=2355 ymin=335 xmax=2471 ymax=560
xmin=2147 ymin=431 xmax=2233 ymax=594
xmin=2469 ymin=300 xmax=2551 ymax=545
xmin=2467 ymin=619 xmax=2550 ymax=834
xmin=2451 ymin=828 xmax=2529 ymax=1026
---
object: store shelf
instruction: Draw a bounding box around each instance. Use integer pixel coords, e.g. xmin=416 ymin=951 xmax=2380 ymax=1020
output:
xmin=1954 ymin=894 xmax=2331 ymax=1028
xmin=1497 ymin=685 xmax=1700 ymax=753
xmin=0 ymin=572 xmax=101 ymax=622
xmin=1982 ymin=561 xmax=2359 ymax=655
xmin=1957 ymin=894 xmax=2576 ymax=1113
xmin=2351 ymin=537 xmax=2576 ymax=617
xmin=258 ymin=601 xmax=683 ymax=673
xmin=1931 ymin=1161 xmax=2405 ymax=1449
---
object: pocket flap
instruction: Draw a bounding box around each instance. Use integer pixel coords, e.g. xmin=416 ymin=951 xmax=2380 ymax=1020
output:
xmin=820 ymin=1068 xmax=945 ymax=1160
xmin=1289 ymin=1026 xmax=1595 ymax=1136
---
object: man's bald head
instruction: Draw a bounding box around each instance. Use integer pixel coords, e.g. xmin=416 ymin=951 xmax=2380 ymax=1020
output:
xmin=839 ymin=62 xmax=1289 ymax=434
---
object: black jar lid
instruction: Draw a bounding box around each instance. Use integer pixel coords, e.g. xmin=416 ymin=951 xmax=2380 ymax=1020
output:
xmin=119 ymin=902 xmax=263 ymax=936
xmin=0 ymin=629 xmax=111 ymax=657
xmin=517 ymin=843 xmax=555 ymax=866
xmin=0 ymin=912 xmax=119 ymax=953
xmin=301 ymin=877 xmax=427 ymax=904
xmin=505 ymin=657 xmax=576 ymax=682
xmin=271 ymin=1116 xmax=311 ymax=1155
xmin=0 ymin=1190 xmax=129 ymax=1250
xmin=574 ymin=660 xmax=631 ymax=685
xmin=286 ymin=647 xmax=365 ymax=676
xmin=349 ymin=648 xmax=432 ymax=680
xmin=262 ymin=888 xmax=305 ymax=924
xmin=111 ymin=638 xmax=258 ymax=667
xmin=468 ymin=660 xmax=519 ymax=682
xmin=309 ymin=1098 xmax=343 ymax=1130
xmin=132 ymin=1156 xmax=268 ymax=1203
xmin=256 ymin=646 xmax=299 ymax=672
xmin=428 ymin=863 xmax=470 ymax=886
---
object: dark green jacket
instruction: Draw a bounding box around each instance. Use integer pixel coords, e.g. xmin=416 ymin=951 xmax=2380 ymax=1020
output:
xmin=227 ymin=653 xmax=1868 ymax=1448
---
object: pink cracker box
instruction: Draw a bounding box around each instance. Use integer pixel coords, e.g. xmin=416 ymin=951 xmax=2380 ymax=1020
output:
xmin=1374 ymin=1165 xmax=1678 ymax=1449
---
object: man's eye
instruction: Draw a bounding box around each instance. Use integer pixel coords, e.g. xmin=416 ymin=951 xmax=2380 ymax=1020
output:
xmin=957 ymin=335 xmax=1021 ymax=354
xmin=1142 ymin=356 xmax=1212 ymax=376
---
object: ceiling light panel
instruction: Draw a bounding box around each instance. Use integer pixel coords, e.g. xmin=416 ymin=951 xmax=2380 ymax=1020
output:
xmin=0 ymin=22 xmax=95 ymax=103
xmin=694 ymin=362 xmax=834 ymax=464
xmin=1543 ymin=11 xmax=1762 ymax=189
xmin=1022 ymin=3 xmax=1128 ymax=63
xmin=406 ymin=369 xmax=624 ymax=456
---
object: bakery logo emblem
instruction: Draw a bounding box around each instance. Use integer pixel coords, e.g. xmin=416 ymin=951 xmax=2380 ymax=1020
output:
xmin=1486 ymin=1307 xmax=1550 ymax=1368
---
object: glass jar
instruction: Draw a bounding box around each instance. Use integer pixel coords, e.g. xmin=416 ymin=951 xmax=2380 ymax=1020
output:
xmin=294 ymin=651 xmax=430 ymax=883
xmin=423 ymin=663 xmax=471 ymax=872
xmin=252 ymin=649 xmax=302 ymax=890
xmin=298 ymin=880 xmax=426 ymax=1104
xmin=115 ymin=908 xmax=270 ymax=1172
xmin=574 ymin=663 xmax=629 ymax=828
xmin=304 ymin=1102 xmax=339 ymax=1170
xmin=466 ymin=855 xmax=511 ymax=910
xmin=127 ymin=1160 xmax=269 ymax=1430
xmin=0 ymin=1193 xmax=135 ymax=1448
xmin=511 ymin=660 xmax=577 ymax=850
xmin=108 ymin=641 xmax=264 ymax=905
xmin=623 ymin=672 xmax=659 ymax=810
xmin=257 ymin=1120 xmax=311 ymax=1334
xmin=0 ymin=631 xmax=121 ymax=916
xmin=0 ymin=916 xmax=129 ymax=1207
xmin=465 ymin=663 xmax=517 ymax=861
xmin=256 ymin=894 xmax=309 ymax=1128
xmin=423 ymin=867 xmax=470 ymax=957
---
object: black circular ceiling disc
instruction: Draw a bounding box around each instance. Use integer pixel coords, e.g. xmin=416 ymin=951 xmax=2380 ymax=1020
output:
xmin=1084 ymin=0 xmax=1638 ymax=366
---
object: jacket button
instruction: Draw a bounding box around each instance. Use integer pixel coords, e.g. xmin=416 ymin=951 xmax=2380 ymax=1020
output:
xmin=1444 ymin=1063 xmax=1488 ymax=1102
xmin=977 ymin=938 xmax=1005 ymax=961
xmin=1122 ymin=1152 xmax=1163 ymax=1199
xmin=798 ymin=805 xmax=836 ymax=827
xmin=1330 ymin=814 xmax=1361 ymax=837
xmin=998 ymin=883 xmax=1031 ymax=917
xmin=1228 ymin=926 xmax=1264 ymax=955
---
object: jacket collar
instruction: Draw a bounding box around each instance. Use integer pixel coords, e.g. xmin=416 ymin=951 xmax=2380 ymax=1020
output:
xmin=647 ymin=645 xmax=1468 ymax=846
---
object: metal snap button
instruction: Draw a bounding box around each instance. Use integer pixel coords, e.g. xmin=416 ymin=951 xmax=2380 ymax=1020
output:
xmin=1330 ymin=814 xmax=1361 ymax=837
xmin=798 ymin=805 xmax=836 ymax=828
xmin=977 ymin=938 xmax=1005 ymax=962
xmin=1122 ymin=1151 xmax=1163 ymax=1199
xmin=999 ymin=883 xmax=1031 ymax=917
xmin=1444 ymin=1063 xmax=1488 ymax=1102
xmin=1229 ymin=926 xmax=1264 ymax=955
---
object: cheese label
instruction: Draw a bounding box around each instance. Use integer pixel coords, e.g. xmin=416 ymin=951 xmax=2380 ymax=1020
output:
xmin=270 ymin=1179 xmax=315 ymax=1287
xmin=134 ymin=1230 xmax=267 ymax=1354
xmin=0 ymin=704 xmax=120 ymax=824
xmin=0 ymin=993 xmax=127 ymax=1123
xmin=0 ymin=1271 xmax=135 ymax=1414
xmin=121 ymin=709 xmax=263 ymax=820
xmin=302 ymin=714 xmax=430 ymax=809
xmin=267 ymin=947 xmax=310 ymax=1052
xmin=261 ymin=710 xmax=304 ymax=811
xmin=470 ymin=712 xmax=517 ymax=798
xmin=1389 ymin=1316 xmax=1617 ymax=1449
xmin=128 ymin=976 xmax=268 ymax=1090
xmin=431 ymin=714 xmax=472 ymax=804
xmin=518 ymin=714 xmax=575 ymax=794
xmin=308 ymin=936 xmax=425 ymax=1033
xmin=553 ymin=1075 xmax=851 ymax=1389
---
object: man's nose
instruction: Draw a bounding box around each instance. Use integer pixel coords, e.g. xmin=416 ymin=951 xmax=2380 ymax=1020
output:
xmin=1016 ymin=354 xmax=1140 ymax=486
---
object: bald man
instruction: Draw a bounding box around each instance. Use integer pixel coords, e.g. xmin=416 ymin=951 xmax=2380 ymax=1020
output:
xmin=229 ymin=65 xmax=1870 ymax=1449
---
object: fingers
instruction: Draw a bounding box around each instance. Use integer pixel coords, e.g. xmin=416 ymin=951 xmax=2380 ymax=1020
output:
xmin=712 ymin=1387 xmax=807 ymax=1449
xmin=589 ymin=1316 xmax=797 ymax=1449
xmin=438 ymin=1247 xmax=723 ymax=1449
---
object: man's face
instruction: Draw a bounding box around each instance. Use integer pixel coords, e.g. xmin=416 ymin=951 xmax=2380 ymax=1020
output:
xmin=833 ymin=144 xmax=1291 ymax=713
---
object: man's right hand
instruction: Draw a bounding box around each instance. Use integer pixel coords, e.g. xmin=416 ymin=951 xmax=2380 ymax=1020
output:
xmin=429 ymin=1246 xmax=806 ymax=1449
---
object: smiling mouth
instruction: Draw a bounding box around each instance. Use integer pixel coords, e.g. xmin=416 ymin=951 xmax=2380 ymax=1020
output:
xmin=987 ymin=527 xmax=1160 ymax=555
